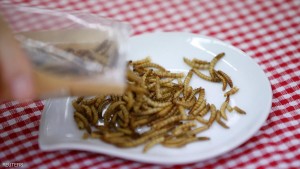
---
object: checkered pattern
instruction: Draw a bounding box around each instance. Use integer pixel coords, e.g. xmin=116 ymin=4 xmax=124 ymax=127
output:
xmin=0 ymin=8 xmax=73 ymax=33
xmin=1 ymin=0 xmax=300 ymax=168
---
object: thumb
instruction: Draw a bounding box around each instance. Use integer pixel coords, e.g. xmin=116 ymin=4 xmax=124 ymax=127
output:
xmin=0 ymin=15 xmax=35 ymax=101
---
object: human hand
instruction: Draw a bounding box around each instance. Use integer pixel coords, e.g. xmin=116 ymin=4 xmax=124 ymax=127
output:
xmin=0 ymin=15 xmax=35 ymax=101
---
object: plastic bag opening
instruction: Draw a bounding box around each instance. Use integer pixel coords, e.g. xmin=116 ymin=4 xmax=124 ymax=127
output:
xmin=0 ymin=4 xmax=132 ymax=98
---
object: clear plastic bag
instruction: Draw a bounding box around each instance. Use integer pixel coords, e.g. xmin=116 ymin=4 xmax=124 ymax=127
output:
xmin=0 ymin=4 xmax=131 ymax=98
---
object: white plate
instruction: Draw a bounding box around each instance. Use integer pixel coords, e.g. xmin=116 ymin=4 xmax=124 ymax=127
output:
xmin=38 ymin=32 xmax=272 ymax=164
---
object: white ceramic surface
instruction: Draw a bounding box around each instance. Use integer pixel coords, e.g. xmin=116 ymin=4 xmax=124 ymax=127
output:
xmin=38 ymin=32 xmax=272 ymax=164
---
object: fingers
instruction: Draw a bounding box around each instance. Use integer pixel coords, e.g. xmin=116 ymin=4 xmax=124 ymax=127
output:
xmin=0 ymin=15 xmax=35 ymax=101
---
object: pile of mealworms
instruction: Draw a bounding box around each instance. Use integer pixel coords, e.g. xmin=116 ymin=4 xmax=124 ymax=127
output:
xmin=72 ymin=52 xmax=246 ymax=153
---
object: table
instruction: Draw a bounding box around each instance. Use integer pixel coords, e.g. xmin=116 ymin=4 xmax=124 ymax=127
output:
xmin=1 ymin=0 xmax=299 ymax=168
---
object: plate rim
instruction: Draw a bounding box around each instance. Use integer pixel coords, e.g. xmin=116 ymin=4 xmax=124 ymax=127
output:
xmin=38 ymin=32 xmax=273 ymax=165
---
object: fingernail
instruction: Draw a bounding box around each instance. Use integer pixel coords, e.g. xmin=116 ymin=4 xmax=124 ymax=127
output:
xmin=11 ymin=75 xmax=35 ymax=101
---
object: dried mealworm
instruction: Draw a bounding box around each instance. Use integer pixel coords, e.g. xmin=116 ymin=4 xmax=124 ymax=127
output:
xmin=174 ymin=98 xmax=196 ymax=108
xmin=117 ymin=110 xmax=124 ymax=119
xmin=173 ymin=88 xmax=184 ymax=99
xmin=111 ymin=95 xmax=121 ymax=101
xmin=198 ymin=88 xmax=205 ymax=103
xmin=125 ymin=92 xmax=134 ymax=110
xmin=136 ymin=62 xmax=166 ymax=71
xmin=105 ymin=137 xmax=134 ymax=145
xmin=127 ymin=69 xmax=143 ymax=84
xmin=147 ymin=82 xmax=156 ymax=90
xmin=143 ymin=95 xmax=172 ymax=107
xmin=95 ymin=96 xmax=105 ymax=107
xmin=120 ymin=105 xmax=129 ymax=127
xmin=163 ymin=136 xmax=209 ymax=148
xmin=217 ymin=70 xmax=233 ymax=88
xmin=178 ymin=105 xmax=187 ymax=117
xmin=154 ymin=92 xmax=173 ymax=101
xmin=133 ymin=67 xmax=146 ymax=75
xmin=177 ymin=77 xmax=183 ymax=85
xmin=136 ymin=107 xmax=164 ymax=115
xmin=187 ymin=125 xmax=209 ymax=135
xmin=220 ymin=96 xmax=230 ymax=120
xmin=91 ymin=105 xmax=98 ymax=125
xmin=95 ymin=126 xmax=107 ymax=132
xmin=72 ymin=100 xmax=84 ymax=113
xmin=117 ymin=119 xmax=126 ymax=128
xmin=189 ymin=98 xmax=206 ymax=115
xmin=82 ymin=105 xmax=92 ymax=122
xmin=150 ymin=106 xmax=178 ymax=125
xmin=149 ymin=78 xmax=174 ymax=84
xmin=111 ymin=111 xmax=120 ymax=124
xmin=97 ymin=99 xmax=111 ymax=119
xmin=233 ymin=106 xmax=247 ymax=114
xmin=74 ymin=111 xmax=91 ymax=133
xmin=143 ymin=136 xmax=165 ymax=153
xmin=161 ymin=82 xmax=177 ymax=88
xmin=185 ymin=86 xmax=193 ymax=100
xmin=157 ymin=105 xmax=173 ymax=117
xmin=131 ymin=118 xmax=150 ymax=128
xmin=189 ymin=88 xmax=205 ymax=114
xmin=76 ymin=96 xmax=84 ymax=103
xmin=133 ymin=98 xmax=143 ymax=113
xmin=104 ymin=101 xmax=125 ymax=126
xmin=216 ymin=71 xmax=227 ymax=91
xmin=131 ymin=56 xmax=151 ymax=66
xmin=141 ymin=103 xmax=153 ymax=110
xmin=155 ymin=76 xmax=162 ymax=99
xmin=192 ymin=58 xmax=210 ymax=65
xmin=183 ymin=57 xmax=194 ymax=67
xmin=193 ymin=63 xmax=210 ymax=69
xmin=224 ymin=86 xmax=239 ymax=97
xmin=227 ymin=104 xmax=233 ymax=112
xmin=82 ymin=132 xmax=89 ymax=139
xmin=105 ymin=101 xmax=125 ymax=116
xmin=104 ymin=132 xmax=124 ymax=139
xmin=159 ymin=86 xmax=176 ymax=94
xmin=186 ymin=115 xmax=195 ymax=120
xmin=184 ymin=70 xmax=193 ymax=98
xmin=184 ymin=57 xmax=209 ymax=69
xmin=117 ymin=126 xmax=172 ymax=148
xmin=116 ymin=128 xmax=133 ymax=135
xmin=216 ymin=110 xmax=229 ymax=129
xmin=152 ymin=71 xmax=185 ymax=78
xmin=187 ymin=87 xmax=202 ymax=101
xmin=142 ymin=69 xmax=153 ymax=88
xmin=82 ymin=97 xmax=97 ymax=105
xmin=91 ymin=131 xmax=102 ymax=139
xmin=127 ymin=84 xmax=148 ymax=94
xmin=152 ymin=115 xmax=184 ymax=129
xmin=207 ymin=104 xmax=217 ymax=127
xmin=198 ymin=103 xmax=210 ymax=116
xmin=192 ymin=68 xmax=220 ymax=82
xmin=163 ymin=136 xmax=187 ymax=144
xmin=173 ymin=121 xmax=196 ymax=136
xmin=195 ymin=116 xmax=208 ymax=125
xmin=209 ymin=52 xmax=225 ymax=78
xmin=74 ymin=117 xmax=85 ymax=129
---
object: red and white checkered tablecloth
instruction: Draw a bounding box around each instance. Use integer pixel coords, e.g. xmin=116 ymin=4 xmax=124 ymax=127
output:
xmin=1 ymin=0 xmax=299 ymax=168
